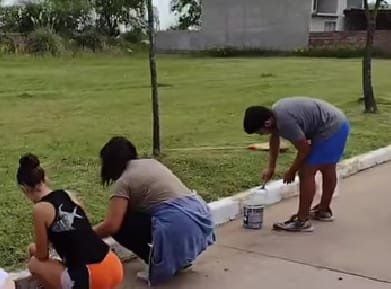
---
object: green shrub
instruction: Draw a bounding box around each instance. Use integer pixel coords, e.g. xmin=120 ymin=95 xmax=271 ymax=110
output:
xmin=296 ymin=47 xmax=391 ymax=59
xmin=0 ymin=35 xmax=16 ymax=54
xmin=121 ymin=28 xmax=146 ymax=44
xmin=204 ymin=46 xmax=391 ymax=59
xmin=295 ymin=47 xmax=364 ymax=58
xmin=204 ymin=47 xmax=290 ymax=57
xmin=26 ymin=28 xmax=64 ymax=56
xmin=73 ymin=26 xmax=104 ymax=52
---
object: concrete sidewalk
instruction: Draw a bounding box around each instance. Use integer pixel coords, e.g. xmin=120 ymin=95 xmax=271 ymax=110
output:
xmin=122 ymin=163 xmax=391 ymax=289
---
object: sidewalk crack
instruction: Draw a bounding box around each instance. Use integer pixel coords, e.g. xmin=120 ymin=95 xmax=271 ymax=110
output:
xmin=218 ymin=244 xmax=391 ymax=284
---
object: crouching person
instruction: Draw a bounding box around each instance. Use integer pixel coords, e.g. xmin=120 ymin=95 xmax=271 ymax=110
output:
xmin=17 ymin=154 xmax=123 ymax=289
xmin=94 ymin=136 xmax=216 ymax=285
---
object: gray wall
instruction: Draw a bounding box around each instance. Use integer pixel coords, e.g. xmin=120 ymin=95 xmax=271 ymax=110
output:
xmin=157 ymin=0 xmax=312 ymax=52
xmin=156 ymin=31 xmax=204 ymax=52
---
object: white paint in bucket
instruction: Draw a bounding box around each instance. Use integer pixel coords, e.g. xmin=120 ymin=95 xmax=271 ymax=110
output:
xmin=243 ymin=188 xmax=266 ymax=230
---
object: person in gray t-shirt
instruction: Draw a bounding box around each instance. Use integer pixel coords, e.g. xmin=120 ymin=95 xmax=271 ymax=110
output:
xmin=243 ymin=97 xmax=350 ymax=232
xmin=94 ymin=136 xmax=215 ymax=284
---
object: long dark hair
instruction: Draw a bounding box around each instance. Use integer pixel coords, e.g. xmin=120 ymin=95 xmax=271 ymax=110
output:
xmin=17 ymin=153 xmax=45 ymax=187
xmin=100 ymin=136 xmax=138 ymax=186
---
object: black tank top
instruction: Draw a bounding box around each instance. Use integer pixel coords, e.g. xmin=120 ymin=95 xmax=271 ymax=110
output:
xmin=40 ymin=190 xmax=109 ymax=267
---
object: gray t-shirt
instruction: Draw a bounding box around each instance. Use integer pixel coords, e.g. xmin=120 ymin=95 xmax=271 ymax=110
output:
xmin=111 ymin=159 xmax=193 ymax=212
xmin=272 ymin=97 xmax=347 ymax=143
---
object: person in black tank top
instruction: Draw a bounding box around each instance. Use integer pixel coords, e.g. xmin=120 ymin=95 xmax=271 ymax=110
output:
xmin=16 ymin=154 xmax=123 ymax=289
xmin=40 ymin=190 xmax=108 ymax=267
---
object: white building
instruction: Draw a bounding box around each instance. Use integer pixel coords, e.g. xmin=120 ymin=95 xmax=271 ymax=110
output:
xmin=311 ymin=0 xmax=364 ymax=31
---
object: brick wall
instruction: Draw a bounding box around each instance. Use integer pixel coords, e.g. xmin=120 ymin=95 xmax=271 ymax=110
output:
xmin=375 ymin=30 xmax=391 ymax=53
xmin=309 ymin=30 xmax=391 ymax=53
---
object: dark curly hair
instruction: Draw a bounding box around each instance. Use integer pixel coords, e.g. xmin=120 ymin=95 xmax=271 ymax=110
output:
xmin=17 ymin=153 xmax=45 ymax=187
xmin=100 ymin=136 xmax=138 ymax=186
xmin=243 ymin=106 xmax=274 ymax=134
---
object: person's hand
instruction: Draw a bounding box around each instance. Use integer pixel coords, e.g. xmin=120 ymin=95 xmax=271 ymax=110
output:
xmin=27 ymin=243 xmax=36 ymax=257
xmin=283 ymin=168 xmax=297 ymax=184
xmin=262 ymin=167 xmax=275 ymax=183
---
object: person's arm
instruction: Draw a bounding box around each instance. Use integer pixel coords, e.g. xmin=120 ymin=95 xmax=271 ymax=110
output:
xmin=291 ymin=139 xmax=311 ymax=172
xmin=268 ymin=132 xmax=280 ymax=170
xmin=31 ymin=203 xmax=55 ymax=261
xmin=283 ymin=139 xmax=311 ymax=183
xmin=278 ymin=118 xmax=311 ymax=184
xmin=94 ymin=197 xmax=129 ymax=238
xmin=262 ymin=133 xmax=280 ymax=183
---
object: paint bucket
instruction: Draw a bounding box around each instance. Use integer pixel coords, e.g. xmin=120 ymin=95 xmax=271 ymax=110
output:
xmin=243 ymin=189 xmax=266 ymax=230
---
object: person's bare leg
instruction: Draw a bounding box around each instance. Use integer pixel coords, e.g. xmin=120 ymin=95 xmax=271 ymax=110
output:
xmin=297 ymin=164 xmax=317 ymax=221
xmin=28 ymin=257 xmax=65 ymax=289
xmin=318 ymin=164 xmax=337 ymax=211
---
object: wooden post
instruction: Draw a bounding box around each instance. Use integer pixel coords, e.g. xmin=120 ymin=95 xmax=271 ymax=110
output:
xmin=146 ymin=0 xmax=161 ymax=156
xmin=362 ymin=0 xmax=379 ymax=113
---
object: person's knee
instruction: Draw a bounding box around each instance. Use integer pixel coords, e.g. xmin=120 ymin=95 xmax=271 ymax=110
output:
xmin=299 ymin=165 xmax=316 ymax=179
xmin=320 ymin=164 xmax=337 ymax=178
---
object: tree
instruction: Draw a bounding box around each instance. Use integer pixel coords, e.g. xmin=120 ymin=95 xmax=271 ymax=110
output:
xmin=0 ymin=2 xmax=42 ymax=34
xmin=368 ymin=0 xmax=389 ymax=8
xmin=378 ymin=0 xmax=389 ymax=8
xmin=146 ymin=0 xmax=160 ymax=156
xmin=0 ymin=0 xmax=91 ymax=36
xmin=170 ymin=0 xmax=201 ymax=30
xmin=0 ymin=6 xmax=21 ymax=33
xmin=94 ymin=0 xmax=145 ymax=37
xmin=0 ymin=0 xmax=150 ymax=37
xmin=40 ymin=0 xmax=92 ymax=36
xmin=362 ymin=0 xmax=382 ymax=113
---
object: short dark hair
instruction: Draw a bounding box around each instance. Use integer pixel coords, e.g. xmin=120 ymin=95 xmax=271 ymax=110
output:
xmin=243 ymin=106 xmax=273 ymax=134
xmin=17 ymin=153 xmax=45 ymax=187
xmin=100 ymin=136 xmax=138 ymax=186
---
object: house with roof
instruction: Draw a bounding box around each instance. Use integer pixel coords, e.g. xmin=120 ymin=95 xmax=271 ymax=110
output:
xmin=311 ymin=0 xmax=364 ymax=31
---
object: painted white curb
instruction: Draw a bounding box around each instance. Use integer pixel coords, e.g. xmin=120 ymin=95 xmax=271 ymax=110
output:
xmin=208 ymin=197 xmax=239 ymax=226
xmin=11 ymin=145 xmax=391 ymax=287
xmin=209 ymin=144 xmax=391 ymax=226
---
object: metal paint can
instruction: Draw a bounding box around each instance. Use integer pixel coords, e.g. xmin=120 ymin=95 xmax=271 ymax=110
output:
xmin=243 ymin=188 xmax=266 ymax=230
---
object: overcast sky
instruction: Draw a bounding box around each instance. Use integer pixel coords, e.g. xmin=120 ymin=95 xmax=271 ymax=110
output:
xmin=156 ymin=0 xmax=176 ymax=29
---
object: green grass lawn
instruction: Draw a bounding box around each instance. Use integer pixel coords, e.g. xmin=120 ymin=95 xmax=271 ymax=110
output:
xmin=0 ymin=54 xmax=390 ymax=269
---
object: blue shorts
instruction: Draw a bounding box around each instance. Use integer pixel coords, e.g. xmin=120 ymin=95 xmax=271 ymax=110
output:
xmin=306 ymin=122 xmax=350 ymax=166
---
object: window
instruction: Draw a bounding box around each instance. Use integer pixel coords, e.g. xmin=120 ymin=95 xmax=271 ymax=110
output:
xmin=316 ymin=0 xmax=338 ymax=14
xmin=324 ymin=21 xmax=336 ymax=31
xmin=312 ymin=0 xmax=318 ymax=12
xmin=347 ymin=0 xmax=364 ymax=9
